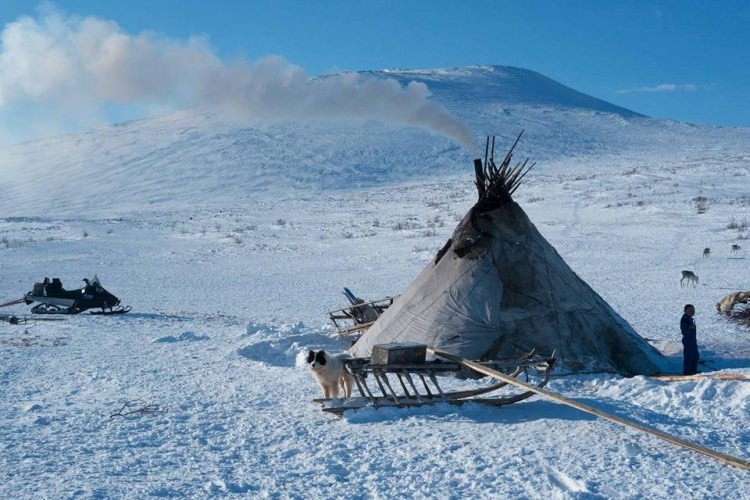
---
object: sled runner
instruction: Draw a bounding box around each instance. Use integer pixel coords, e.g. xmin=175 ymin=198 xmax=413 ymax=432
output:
xmin=23 ymin=276 xmax=130 ymax=315
xmin=315 ymin=344 xmax=556 ymax=415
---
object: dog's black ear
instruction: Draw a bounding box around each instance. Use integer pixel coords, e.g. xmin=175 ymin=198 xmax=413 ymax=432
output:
xmin=315 ymin=350 xmax=327 ymax=365
xmin=307 ymin=350 xmax=315 ymax=363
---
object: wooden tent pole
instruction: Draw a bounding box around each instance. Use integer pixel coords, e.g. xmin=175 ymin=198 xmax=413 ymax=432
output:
xmin=428 ymin=348 xmax=750 ymax=472
xmin=483 ymin=136 xmax=490 ymax=168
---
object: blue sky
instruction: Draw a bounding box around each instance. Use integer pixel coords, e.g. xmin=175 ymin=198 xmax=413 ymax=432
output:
xmin=0 ymin=1 xmax=748 ymax=144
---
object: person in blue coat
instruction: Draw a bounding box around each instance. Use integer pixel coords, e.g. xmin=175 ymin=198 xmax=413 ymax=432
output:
xmin=680 ymin=304 xmax=699 ymax=375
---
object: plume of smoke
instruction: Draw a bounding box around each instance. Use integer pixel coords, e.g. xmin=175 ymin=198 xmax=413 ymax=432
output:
xmin=199 ymin=57 xmax=476 ymax=151
xmin=0 ymin=7 xmax=476 ymax=151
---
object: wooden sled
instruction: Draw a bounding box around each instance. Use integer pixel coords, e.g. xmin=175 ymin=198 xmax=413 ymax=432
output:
xmin=315 ymin=344 xmax=556 ymax=416
xmin=326 ymin=296 xmax=396 ymax=336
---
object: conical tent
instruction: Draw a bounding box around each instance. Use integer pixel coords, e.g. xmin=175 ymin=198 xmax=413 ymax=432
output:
xmin=349 ymin=135 xmax=667 ymax=376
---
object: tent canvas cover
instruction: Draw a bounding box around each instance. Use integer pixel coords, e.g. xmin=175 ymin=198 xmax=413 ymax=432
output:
xmin=349 ymin=135 xmax=667 ymax=376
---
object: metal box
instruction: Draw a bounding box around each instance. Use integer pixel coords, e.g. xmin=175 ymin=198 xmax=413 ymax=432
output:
xmin=371 ymin=343 xmax=427 ymax=365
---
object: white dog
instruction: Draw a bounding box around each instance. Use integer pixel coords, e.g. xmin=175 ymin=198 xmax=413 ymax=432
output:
xmin=306 ymin=350 xmax=354 ymax=399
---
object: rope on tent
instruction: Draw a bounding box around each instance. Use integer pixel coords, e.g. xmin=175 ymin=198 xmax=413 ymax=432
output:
xmin=428 ymin=348 xmax=750 ymax=472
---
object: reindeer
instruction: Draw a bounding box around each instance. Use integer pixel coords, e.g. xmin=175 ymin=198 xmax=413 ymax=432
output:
xmin=730 ymin=244 xmax=741 ymax=256
xmin=680 ymin=270 xmax=699 ymax=288
xmin=703 ymin=247 xmax=711 ymax=258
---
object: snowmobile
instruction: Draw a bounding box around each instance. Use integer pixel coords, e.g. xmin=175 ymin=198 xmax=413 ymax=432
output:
xmin=24 ymin=276 xmax=130 ymax=315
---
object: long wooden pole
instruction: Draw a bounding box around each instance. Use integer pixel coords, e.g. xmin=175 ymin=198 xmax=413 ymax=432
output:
xmin=651 ymin=373 xmax=749 ymax=382
xmin=428 ymin=348 xmax=750 ymax=472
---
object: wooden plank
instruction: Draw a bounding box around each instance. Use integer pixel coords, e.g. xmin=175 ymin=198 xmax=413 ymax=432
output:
xmin=429 ymin=348 xmax=750 ymax=472
xmin=331 ymin=322 xmax=373 ymax=335
xmin=1 ymin=313 xmax=66 ymax=323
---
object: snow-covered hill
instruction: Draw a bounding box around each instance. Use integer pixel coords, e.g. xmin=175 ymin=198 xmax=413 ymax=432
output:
xmin=1 ymin=65 xmax=749 ymax=497
xmin=378 ymin=65 xmax=644 ymax=115
xmin=2 ymin=65 xmax=749 ymax=216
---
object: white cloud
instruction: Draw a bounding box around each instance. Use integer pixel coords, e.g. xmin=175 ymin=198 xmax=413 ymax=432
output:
xmin=0 ymin=6 xmax=476 ymax=151
xmin=0 ymin=8 xmax=219 ymax=106
xmin=616 ymin=83 xmax=698 ymax=95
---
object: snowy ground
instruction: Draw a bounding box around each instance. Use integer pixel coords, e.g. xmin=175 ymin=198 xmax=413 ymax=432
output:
xmin=1 ymin=146 xmax=749 ymax=498
xmin=1 ymin=65 xmax=749 ymax=498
